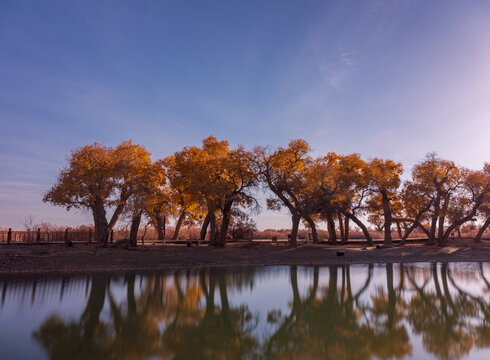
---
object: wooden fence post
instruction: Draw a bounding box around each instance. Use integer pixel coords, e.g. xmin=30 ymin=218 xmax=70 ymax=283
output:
xmin=7 ymin=228 xmax=12 ymax=244
xmin=88 ymin=229 xmax=93 ymax=244
xmin=36 ymin=228 xmax=41 ymax=243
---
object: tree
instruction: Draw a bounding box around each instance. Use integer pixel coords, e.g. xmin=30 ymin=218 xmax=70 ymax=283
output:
xmin=411 ymin=153 xmax=461 ymax=244
xmin=304 ymin=157 xmax=339 ymax=243
xmin=213 ymin=145 xmax=259 ymax=246
xmin=166 ymin=136 xmax=258 ymax=246
xmin=43 ymin=141 xmax=151 ymax=245
xmin=109 ymin=141 xmax=153 ymax=232
xmin=397 ymin=180 xmax=433 ymax=245
xmin=474 ymin=164 xmax=490 ymax=242
xmin=366 ymin=158 xmax=403 ymax=247
xmin=144 ymin=160 xmax=172 ymax=240
xmin=325 ymin=153 xmax=374 ymax=245
xmin=159 ymin=156 xmax=203 ymax=240
xmin=123 ymin=161 xmax=167 ymax=247
xmin=255 ymin=140 xmax=317 ymax=246
xmin=439 ymin=167 xmax=490 ymax=244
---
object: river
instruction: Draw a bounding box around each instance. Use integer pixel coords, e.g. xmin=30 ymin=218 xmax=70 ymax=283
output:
xmin=1 ymin=263 xmax=490 ymax=359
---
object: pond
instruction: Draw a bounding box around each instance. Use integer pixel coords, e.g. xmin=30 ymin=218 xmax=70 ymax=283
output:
xmin=1 ymin=263 xmax=490 ymax=359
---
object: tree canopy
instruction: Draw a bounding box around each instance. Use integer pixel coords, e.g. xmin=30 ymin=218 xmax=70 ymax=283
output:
xmin=44 ymin=137 xmax=490 ymax=246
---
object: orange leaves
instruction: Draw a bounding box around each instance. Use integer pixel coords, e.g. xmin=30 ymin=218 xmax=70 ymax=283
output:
xmin=166 ymin=136 xmax=258 ymax=214
xmin=44 ymin=143 xmax=115 ymax=209
xmin=44 ymin=136 xmax=490 ymax=245
xmin=412 ymin=153 xmax=460 ymax=191
xmin=365 ymin=158 xmax=403 ymax=213
xmin=44 ymin=141 xmax=152 ymax=212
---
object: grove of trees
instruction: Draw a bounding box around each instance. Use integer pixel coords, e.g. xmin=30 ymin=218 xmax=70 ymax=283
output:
xmin=44 ymin=137 xmax=490 ymax=247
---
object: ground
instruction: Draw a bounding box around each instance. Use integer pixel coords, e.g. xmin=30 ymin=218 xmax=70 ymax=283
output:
xmin=1 ymin=239 xmax=490 ymax=275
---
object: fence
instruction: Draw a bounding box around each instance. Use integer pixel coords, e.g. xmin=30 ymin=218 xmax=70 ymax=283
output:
xmin=0 ymin=229 xmax=130 ymax=244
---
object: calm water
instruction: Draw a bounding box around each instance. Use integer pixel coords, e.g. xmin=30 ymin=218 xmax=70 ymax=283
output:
xmin=1 ymin=263 xmax=490 ymax=359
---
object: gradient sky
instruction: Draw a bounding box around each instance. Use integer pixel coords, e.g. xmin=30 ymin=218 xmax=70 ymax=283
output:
xmin=1 ymin=0 xmax=490 ymax=230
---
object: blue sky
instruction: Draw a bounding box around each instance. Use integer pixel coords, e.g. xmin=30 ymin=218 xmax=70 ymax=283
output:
xmin=1 ymin=0 xmax=490 ymax=230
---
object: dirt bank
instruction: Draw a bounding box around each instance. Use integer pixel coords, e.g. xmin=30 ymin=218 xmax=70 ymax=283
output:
xmin=1 ymin=239 xmax=490 ymax=275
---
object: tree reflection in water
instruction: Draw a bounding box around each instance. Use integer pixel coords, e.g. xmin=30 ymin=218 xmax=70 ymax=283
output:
xmin=1 ymin=263 xmax=490 ymax=359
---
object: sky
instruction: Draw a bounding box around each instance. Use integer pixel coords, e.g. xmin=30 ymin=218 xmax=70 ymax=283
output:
xmin=1 ymin=0 xmax=490 ymax=230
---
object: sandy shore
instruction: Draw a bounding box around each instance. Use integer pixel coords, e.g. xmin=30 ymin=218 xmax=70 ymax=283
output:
xmin=1 ymin=239 xmax=490 ymax=275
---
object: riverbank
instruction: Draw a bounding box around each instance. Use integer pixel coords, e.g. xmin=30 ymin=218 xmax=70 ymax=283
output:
xmin=1 ymin=239 xmax=490 ymax=275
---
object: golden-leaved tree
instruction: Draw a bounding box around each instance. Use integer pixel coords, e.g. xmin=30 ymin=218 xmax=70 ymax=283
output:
xmin=164 ymin=155 xmax=206 ymax=241
xmin=255 ymin=140 xmax=327 ymax=246
xmin=327 ymin=153 xmax=374 ymax=245
xmin=166 ymin=136 xmax=258 ymax=246
xmin=43 ymin=141 xmax=151 ymax=244
xmin=123 ymin=160 xmax=168 ymax=246
xmin=410 ymin=153 xmax=462 ymax=244
xmin=475 ymin=163 xmax=490 ymax=242
xmin=396 ymin=179 xmax=433 ymax=244
xmin=409 ymin=153 xmax=490 ymax=244
xmin=441 ymin=166 xmax=490 ymax=244
xmin=366 ymin=158 xmax=403 ymax=246
xmin=143 ymin=160 xmax=173 ymax=240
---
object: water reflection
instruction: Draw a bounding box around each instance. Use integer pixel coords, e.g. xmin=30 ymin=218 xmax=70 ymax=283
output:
xmin=1 ymin=263 xmax=490 ymax=359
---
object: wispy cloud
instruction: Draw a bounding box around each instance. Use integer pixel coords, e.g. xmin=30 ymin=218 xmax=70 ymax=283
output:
xmin=0 ymin=181 xmax=42 ymax=188
xmin=171 ymin=122 xmax=188 ymax=130
xmin=316 ymin=50 xmax=358 ymax=89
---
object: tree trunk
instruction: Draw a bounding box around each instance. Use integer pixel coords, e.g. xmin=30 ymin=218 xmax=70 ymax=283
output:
xmin=341 ymin=209 xmax=373 ymax=245
xmin=457 ymin=226 xmax=462 ymax=239
xmin=92 ymin=196 xmax=109 ymax=245
xmin=417 ymin=222 xmax=431 ymax=238
xmin=305 ymin=216 xmax=318 ymax=243
xmin=208 ymin=211 xmax=217 ymax=246
xmin=129 ymin=212 xmax=142 ymax=247
xmin=152 ymin=211 xmax=165 ymax=240
xmin=217 ymin=201 xmax=233 ymax=246
xmin=382 ymin=191 xmax=393 ymax=247
xmin=396 ymin=221 xmax=403 ymax=240
xmin=290 ymin=214 xmax=300 ymax=247
xmin=440 ymin=206 xmax=480 ymax=245
xmin=475 ymin=217 xmax=490 ymax=242
xmin=326 ymin=212 xmax=337 ymax=244
xmin=344 ymin=217 xmax=350 ymax=242
xmin=401 ymin=200 xmax=433 ymax=245
xmin=338 ymin=212 xmax=345 ymax=244
xmin=429 ymin=195 xmax=441 ymax=244
xmin=401 ymin=221 xmax=419 ymax=245
xmin=438 ymin=195 xmax=449 ymax=240
xmin=108 ymin=203 xmax=125 ymax=233
xmin=172 ymin=211 xmax=186 ymax=240
xmin=200 ymin=212 xmax=210 ymax=240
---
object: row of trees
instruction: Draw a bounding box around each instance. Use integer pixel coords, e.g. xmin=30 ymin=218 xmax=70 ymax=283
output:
xmin=44 ymin=137 xmax=490 ymax=247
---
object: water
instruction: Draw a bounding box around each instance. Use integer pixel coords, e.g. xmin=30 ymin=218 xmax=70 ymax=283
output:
xmin=1 ymin=263 xmax=490 ymax=359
